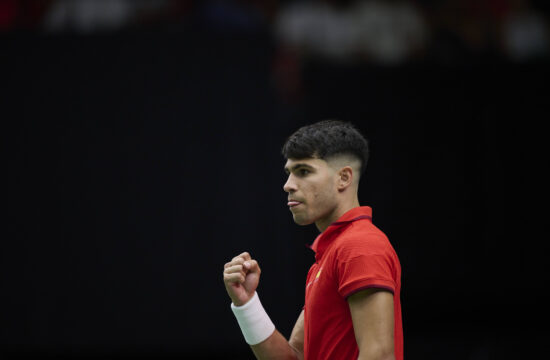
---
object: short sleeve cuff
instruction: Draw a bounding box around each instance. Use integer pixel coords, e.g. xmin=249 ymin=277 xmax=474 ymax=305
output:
xmin=339 ymin=278 xmax=396 ymax=299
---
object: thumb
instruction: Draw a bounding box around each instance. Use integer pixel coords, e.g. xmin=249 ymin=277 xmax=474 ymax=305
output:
xmin=243 ymin=260 xmax=261 ymax=275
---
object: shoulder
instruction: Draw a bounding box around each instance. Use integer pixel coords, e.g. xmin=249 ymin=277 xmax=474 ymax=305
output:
xmin=334 ymin=221 xmax=394 ymax=257
xmin=327 ymin=222 xmax=400 ymax=297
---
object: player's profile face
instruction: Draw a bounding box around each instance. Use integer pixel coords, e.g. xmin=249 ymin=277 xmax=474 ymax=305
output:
xmin=283 ymin=157 xmax=340 ymax=227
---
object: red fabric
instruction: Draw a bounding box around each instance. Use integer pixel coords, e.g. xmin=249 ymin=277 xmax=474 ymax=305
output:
xmin=304 ymin=206 xmax=403 ymax=360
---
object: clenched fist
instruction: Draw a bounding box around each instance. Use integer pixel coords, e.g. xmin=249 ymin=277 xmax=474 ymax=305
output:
xmin=223 ymin=252 xmax=261 ymax=306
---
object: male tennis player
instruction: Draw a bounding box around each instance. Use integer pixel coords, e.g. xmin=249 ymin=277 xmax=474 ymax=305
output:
xmin=223 ymin=120 xmax=403 ymax=360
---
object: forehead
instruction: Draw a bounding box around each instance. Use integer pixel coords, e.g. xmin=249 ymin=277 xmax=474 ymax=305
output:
xmin=284 ymin=157 xmax=328 ymax=170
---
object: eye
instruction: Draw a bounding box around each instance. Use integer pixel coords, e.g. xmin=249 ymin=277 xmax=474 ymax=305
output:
xmin=298 ymin=169 xmax=310 ymax=176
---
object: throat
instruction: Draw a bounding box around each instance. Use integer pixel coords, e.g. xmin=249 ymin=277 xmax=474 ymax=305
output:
xmin=315 ymin=199 xmax=360 ymax=232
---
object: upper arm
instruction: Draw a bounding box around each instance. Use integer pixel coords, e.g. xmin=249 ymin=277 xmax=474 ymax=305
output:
xmin=288 ymin=310 xmax=304 ymax=360
xmin=348 ymin=289 xmax=395 ymax=360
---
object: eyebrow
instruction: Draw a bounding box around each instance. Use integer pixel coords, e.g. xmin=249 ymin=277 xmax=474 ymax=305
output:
xmin=284 ymin=163 xmax=315 ymax=174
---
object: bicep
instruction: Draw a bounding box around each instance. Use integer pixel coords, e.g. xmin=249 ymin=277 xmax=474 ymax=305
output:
xmin=348 ymin=289 xmax=395 ymax=359
xmin=288 ymin=310 xmax=304 ymax=360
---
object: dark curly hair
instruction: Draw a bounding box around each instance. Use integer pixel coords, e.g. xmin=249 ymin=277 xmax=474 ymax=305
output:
xmin=282 ymin=120 xmax=369 ymax=176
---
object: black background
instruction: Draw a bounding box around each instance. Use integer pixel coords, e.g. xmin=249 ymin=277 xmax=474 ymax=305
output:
xmin=3 ymin=25 xmax=549 ymax=359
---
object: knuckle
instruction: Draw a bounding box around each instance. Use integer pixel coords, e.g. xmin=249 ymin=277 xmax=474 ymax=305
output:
xmin=225 ymin=266 xmax=239 ymax=274
xmin=224 ymin=273 xmax=240 ymax=283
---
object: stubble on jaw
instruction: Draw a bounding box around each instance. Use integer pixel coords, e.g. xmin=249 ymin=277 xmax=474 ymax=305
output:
xmin=285 ymin=157 xmax=343 ymax=229
xmin=291 ymin=190 xmax=340 ymax=230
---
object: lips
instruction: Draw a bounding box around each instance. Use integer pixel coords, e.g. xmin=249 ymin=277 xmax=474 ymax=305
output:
xmin=287 ymin=200 xmax=302 ymax=207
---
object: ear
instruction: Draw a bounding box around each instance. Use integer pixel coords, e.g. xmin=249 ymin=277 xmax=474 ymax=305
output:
xmin=337 ymin=166 xmax=354 ymax=191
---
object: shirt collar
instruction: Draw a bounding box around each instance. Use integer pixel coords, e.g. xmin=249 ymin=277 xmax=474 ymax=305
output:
xmin=309 ymin=206 xmax=373 ymax=261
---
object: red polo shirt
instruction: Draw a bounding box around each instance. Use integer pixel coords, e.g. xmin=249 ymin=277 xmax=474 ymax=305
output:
xmin=303 ymin=206 xmax=403 ymax=360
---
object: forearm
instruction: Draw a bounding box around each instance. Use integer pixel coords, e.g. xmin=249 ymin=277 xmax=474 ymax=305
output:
xmin=250 ymin=330 xmax=301 ymax=360
xmin=223 ymin=254 xmax=303 ymax=360
xmin=230 ymin=292 xmax=303 ymax=360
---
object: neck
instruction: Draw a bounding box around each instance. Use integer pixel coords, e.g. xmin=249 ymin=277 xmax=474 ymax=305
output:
xmin=315 ymin=196 xmax=360 ymax=232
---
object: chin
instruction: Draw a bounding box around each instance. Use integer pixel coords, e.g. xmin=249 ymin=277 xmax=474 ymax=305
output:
xmin=292 ymin=214 xmax=315 ymax=226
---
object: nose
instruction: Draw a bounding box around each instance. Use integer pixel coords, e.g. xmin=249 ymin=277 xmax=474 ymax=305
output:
xmin=283 ymin=174 xmax=297 ymax=193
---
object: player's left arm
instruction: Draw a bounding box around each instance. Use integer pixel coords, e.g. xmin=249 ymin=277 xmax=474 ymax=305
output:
xmin=348 ymin=288 xmax=395 ymax=360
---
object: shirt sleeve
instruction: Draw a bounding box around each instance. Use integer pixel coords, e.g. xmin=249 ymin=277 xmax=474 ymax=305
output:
xmin=335 ymin=234 xmax=397 ymax=298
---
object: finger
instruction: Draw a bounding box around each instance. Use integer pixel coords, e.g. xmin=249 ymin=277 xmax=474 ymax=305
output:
xmin=224 ymin=272 xmax=245 ymax=284
xmin=224 ymin=264 xmax=245 ymax=276
xmin=229 ymin=257 xmax=245 ymax=267
xmin=224 ymin=261 xmax=240 ymax=269
xmin=231 ymin=254 xmax=245 ymax=262
xmin=237 ymin=252 xmax=251 ymax=261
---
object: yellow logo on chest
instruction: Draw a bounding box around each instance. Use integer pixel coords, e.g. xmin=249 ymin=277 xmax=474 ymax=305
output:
xmin=307 ymin=267 xmax=323 ymax=288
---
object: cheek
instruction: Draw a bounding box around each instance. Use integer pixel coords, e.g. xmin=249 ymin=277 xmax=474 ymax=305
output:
xmin=311 ymin=180 xmax=336 ymax=207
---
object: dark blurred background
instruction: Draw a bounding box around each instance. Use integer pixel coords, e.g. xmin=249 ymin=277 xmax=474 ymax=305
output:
xmin=2 ymin=0 xmax=549 ymax=359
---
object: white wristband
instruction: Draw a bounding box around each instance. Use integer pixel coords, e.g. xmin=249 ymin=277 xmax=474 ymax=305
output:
xmin=230 ymin=292 xmax=276 ymax=345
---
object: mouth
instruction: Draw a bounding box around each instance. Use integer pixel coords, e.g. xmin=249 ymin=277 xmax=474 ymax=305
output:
xmin=287 ymin=200 xmax=302 ymax=208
